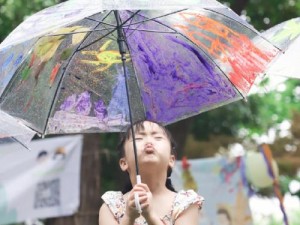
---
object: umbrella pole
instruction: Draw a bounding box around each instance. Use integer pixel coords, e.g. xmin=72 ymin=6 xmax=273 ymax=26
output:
xmin=114 ymin=10 xmax=141 ymax=182
xmin=114 ymin=10 xmax=142 ymax=214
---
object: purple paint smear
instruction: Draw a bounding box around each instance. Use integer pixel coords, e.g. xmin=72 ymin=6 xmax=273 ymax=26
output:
xmin=60 ymin=91 xmax=92 ymax=116
xmin=125 ymin=20 xmax=239 ymax=123
xmin=94 ymin=99 xmax=108 ymax=120
xmin=60 ymin=94 xmax=77 ymax=111
xmin=107 ymin=70 xmax=129 ymax=119
xmin=75 ymin=91 xmax=92 ymax=116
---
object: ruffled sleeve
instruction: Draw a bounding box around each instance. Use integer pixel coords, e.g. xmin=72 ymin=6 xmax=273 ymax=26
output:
xmin=101 ymin=191 xmax=125 ymax=223
xmin=171 ymin=189 xmax=204 ymax=220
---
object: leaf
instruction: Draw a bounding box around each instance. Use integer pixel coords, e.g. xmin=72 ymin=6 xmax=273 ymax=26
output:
xmin=71 ymin=27 xmax=89 ymax=45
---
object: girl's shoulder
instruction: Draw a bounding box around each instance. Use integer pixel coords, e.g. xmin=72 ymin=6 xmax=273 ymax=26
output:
xmin=101 ymin=191 xmax=125 ymax=222
xmin=171 ymin=189 xmax=204 ymax=220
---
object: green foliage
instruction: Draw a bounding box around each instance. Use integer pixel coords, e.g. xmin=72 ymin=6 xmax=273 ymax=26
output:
xmin=222 ymin=0 xmax=300 ymax=30
xmin=280 ymin=175 xmax=300 ymax=198
xmin=99 ymin=133 xmax=121 ymax=192
xmin=191 ymin=74 xmax=300 ymax=140
xmin=0 ymin=0 xmax=60 ymax=42
xmin=247 ymin=79 xmax=300 ymax=133
xmin=246 ymin=0 xmax=299 ymax=30
xmin=254 ymin=209 xmax=300 ymax=225
xmin=290 ymin=210 xmax=300 ymax=225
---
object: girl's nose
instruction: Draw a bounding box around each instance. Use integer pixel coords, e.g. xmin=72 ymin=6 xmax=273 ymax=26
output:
xmin=144 ymin=140 xmax=154 ymax=148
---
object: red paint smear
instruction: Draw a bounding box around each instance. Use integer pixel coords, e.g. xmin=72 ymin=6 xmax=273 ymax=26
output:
xmin=227 ymin=35 xmax=275 ymax=94
xmin=182 ymin=156 xmax=191 ymax=169
xmin=49 ymin=63 xmax=61 ymax=86
xmin=29 ymin=53 xmax=36 ymax=67
xmin=174 ymin=12 xmax=279 ymax=94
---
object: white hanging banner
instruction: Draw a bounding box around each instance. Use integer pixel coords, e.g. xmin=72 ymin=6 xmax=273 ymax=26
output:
xmin=171 ymin=156 xmax=253 ymax=225
xmin=0 ymin=135 xmax=83 ymax=225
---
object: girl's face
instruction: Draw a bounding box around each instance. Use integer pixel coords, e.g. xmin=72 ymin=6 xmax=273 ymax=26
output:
xmin=120 ymin=121 xmax=175 ymax=174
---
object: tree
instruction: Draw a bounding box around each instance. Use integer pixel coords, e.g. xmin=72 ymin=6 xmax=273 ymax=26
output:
xmin=46 ymin=134 xmax=101 ymax=225
xmin=0 ymin=0 xmax=61 ymax=42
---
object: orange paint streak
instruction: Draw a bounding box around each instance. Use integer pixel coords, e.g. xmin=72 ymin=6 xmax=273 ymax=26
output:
xmin=174 ymin=12 xmax=277 ymax=94
xmin=261 ymin=144 xmax=284 ymax=204
xmin=49 ymin=63 xmax=61 ymax=86
xmin=29 ymin=53 xmax=36 ymax=67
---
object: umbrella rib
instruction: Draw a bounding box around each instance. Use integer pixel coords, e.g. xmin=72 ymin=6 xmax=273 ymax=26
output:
xmin=43 ymin=28 xmax=176 ymax=38
xmin=11 ymin=136 xmax=31 ymax=150
xmin=121 ymin=9 xmax=187 ymax=27
xmin=43 ymin=11 xmax=143 ymax=134
xmin=42 ymin=19 xmax=110 ymax=134
xmin=44 ymin=28 xmax=115 ymax=37
xmin=125 ymin=9 xmax=264 ymax=99
xmin=77 ymin=27 xmax=117 ymax=52
xmin=96 ymin=10 xmax=119 ymax=40
xmin=85 ymin=11 xmax=117 ymax=27
xmin=129 ymin=11 xmax=247 ymax=99
xmin=179 ymin=36 xmax=246 ymax=99
xmin=124 ymin=28 xmax=178 ymax=34
xmin=206 ymin=8 xmax=282 ymax=51
xmin=77 ymin=10 xmax=141 ymax=51
xmin=122 ymin=10 xmax=183 ymax=40
xmin=85 ymin=19 xmax=118 ymax=28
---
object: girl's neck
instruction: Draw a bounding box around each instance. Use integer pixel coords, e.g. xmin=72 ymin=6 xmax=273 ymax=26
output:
xmin=131 ymin=170 xmax=168 ymax=194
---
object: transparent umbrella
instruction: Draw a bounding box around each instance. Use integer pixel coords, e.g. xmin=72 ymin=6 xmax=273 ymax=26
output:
xmin=0 ymin=0 xmax=280 ymax=178
xmin=262 ymin=17 xmax=300 ymax=79
xmin=0 ymin=110 xmax=36 ymax=149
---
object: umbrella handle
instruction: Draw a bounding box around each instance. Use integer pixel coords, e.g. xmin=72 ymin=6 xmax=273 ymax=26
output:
xmin=134 ymin=175 xmax=142 ymax=214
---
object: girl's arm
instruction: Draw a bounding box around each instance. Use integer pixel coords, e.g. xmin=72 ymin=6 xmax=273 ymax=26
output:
xmin=174 ymin=204 xmax=200 ymax=225
xmin=99 ymin=204 xmax=119 ymax=225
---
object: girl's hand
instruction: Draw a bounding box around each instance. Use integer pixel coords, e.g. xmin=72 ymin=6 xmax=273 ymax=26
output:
xmin=134 ymin=184 xmax=153 ymax=219
xmin=125 ymin=183 xmax=150 ymax=220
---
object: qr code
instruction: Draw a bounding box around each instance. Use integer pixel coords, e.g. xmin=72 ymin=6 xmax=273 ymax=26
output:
xmin=34 ymin=179 xmax=60 ymax=208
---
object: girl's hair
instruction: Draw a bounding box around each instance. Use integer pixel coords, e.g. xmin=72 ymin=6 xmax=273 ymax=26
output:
xmin=117 ymin=120 xmax=177 ymax=193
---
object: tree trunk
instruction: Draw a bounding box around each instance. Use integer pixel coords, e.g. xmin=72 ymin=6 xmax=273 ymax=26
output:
xmin=168 ymin=117 xmax=194 ymax=159
xmin=46 ymin=134 xmax=102 ymax=225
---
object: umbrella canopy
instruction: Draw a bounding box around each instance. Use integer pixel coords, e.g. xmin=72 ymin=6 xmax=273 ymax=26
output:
xmin=0 ymin=0 xmax=280 ymax=136
xmin=0 ymin=110 xmax=36 ymax=148
xmin=262 ymin=17 xmax=300 ymax=79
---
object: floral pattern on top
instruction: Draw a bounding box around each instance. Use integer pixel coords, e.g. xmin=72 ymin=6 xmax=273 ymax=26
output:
xmin=101 ymin=189 xmax=204 ymax=225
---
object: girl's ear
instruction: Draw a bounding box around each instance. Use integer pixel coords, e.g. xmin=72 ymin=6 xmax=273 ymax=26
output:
xmin=168 ymin=154 xmax=175 ymax=168
xmin=119 ymin=157 xmax=128 ymax=172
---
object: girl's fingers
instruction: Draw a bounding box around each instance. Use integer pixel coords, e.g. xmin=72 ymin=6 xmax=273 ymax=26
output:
xmin=129 ymin=191 xmax=147 ymax=199
xmin=132 ymin=186 xmax=146 ymax=192
xmin=128 ymin=195 xmax=148 ymax=207
xmin=140 ymin=201 xmax=150 ymax=209
xmin=134 ymin=193 xmax=142 ymax=213
xmin=133 ymin=183 xmax=150 ymax=192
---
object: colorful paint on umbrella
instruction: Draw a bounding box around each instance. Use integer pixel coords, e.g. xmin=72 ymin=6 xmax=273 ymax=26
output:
xmin=124 ymin=13 xmax=240 ymax=124
xmin=0 ymin=42 xmax=34 ymax=95
xmin=0 ymin=7 xmax=281 ymax=134
xmin=270 ymin=19 xmax=300 ymax=44
xmin=173 ymin=12 xmax=277 ymax=94
xmin=81 ymin=40 xmax=131 ymax=72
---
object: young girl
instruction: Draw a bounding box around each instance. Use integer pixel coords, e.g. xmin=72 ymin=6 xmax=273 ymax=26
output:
xmin=99 ymin=120 xmax=204 ymax=225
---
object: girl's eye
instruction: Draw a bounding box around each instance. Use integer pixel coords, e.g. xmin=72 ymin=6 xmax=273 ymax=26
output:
xmin=154 ymin=136 xmax=163 ymax=140
xmin=135 ymin=137 xmax=143 ymax=140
